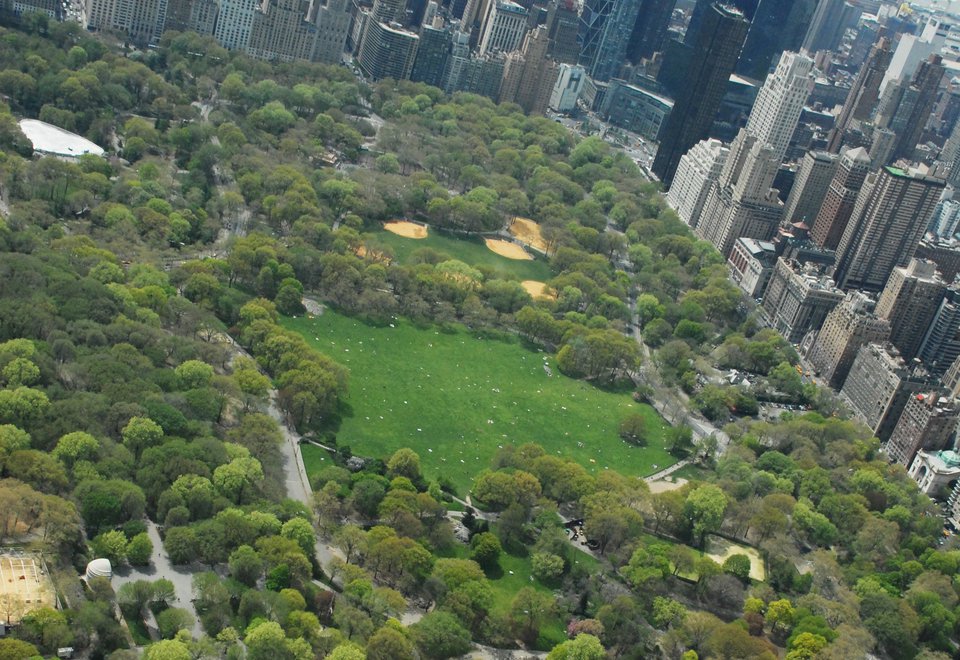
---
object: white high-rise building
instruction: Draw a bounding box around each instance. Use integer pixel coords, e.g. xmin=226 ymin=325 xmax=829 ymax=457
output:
xmin=881 ymin=20 xmax=948 ymax=95
xmin=214 ymin=0 xmax=258 ymax=50
xmin=477 ymin=0 xmax=528 ymax=55
xmin=667 ymin=138 xmax=729 ymax=229
xmin=549 ymin=63 xmax=585 ymax=112
xmin=743 ymin=50 xmax=815 ymax=164
xmin=694 ymin=51 xmax=811 ymax=256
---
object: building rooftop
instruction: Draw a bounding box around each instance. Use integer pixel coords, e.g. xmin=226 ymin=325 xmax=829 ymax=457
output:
xmin=19 ymin=119 xmax=105 ymax=158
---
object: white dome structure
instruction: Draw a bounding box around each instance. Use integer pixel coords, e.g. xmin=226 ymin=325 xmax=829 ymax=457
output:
xmin=85 ymin=558 xmax=112 ymax=581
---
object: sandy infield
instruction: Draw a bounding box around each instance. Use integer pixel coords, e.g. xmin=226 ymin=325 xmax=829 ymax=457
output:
xmin=384 ymin=221 xmax=428 ymax=239
xmin=485 ymin=238 xmax=532 ymax=260
xmin=509 ymin=217 xmax=549 ymax=252
xmin=522 ymin=280 xmax=556 ymax=300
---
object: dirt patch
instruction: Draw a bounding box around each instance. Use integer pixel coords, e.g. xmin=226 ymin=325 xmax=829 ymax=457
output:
xmin=356 ymin=244 xmax=392 ymax=264
xmin=647 ymin=478 xmax=687 ymax=494
xmin=705 ymin=536 xmax=765 ymax=581
xmin=509 ymin=217 xmax=549 ymax=253
xmin=485 ymin=238 xmax=532 ymax=260
xmin=522 ymin=280 xmax=556 ymax=300
xmin=384 ymin=221 xmax=428 ymax=239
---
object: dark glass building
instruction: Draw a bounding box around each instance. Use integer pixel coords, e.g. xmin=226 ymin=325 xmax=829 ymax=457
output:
xmin=578 ymin=0 xmax=642 ymax=81
xmin=625 ymin=0 xmax=676 ymax=63
xmin=652 ymin=2 xmax=749 ymax=187
xmin=735 ymin=0 xmax=816 ymax=80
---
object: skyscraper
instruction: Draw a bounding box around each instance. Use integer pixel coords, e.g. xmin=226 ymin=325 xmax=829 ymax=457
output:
xmin=478 ymin=0 xmax=528 ymax=55
xmin=86 ymin=0 xmax=167 ymax=46
xmin=357 ymin=0 xmax=420 ymax=81
xmin=549 ymin=63 xmax=585 ymax=111
xmin=810 ymin=146 xmax=871 ymax=250
xmin=875 ymin=258 xmax=948 ymax=361
xmin=214 ymin=0 xmax=258 ymax=50
xmin=625 ymin=0 xmax=676 ymax=63
xmin=247 ymin=0 xmax=319 ymax=62
xmin=783 ymin=151 xmax=838 ymax=224
xmin=736 ymin=0 xmax=816 ymax=80
xmin=919 ymin=284 xmax=960 ymax=377
xmin=743 ymin=51 xmax=815 ymax=160
xmin=833 ymin=165 xmax=946 ymax=293
xmin=577 ymin=0 xmax=642 ymax=81
xmin=499 ymin=27 xmax=558 ymax=115
xmin=802 ymin=0 xmax=860 ymax=54
xmin=312 ymin=0 xmax=352 ymax=64
xmin=827 ymin=37 xmax=892 ymax=153
xmin=696 ymin=132 xmax=784 ymax=255
xmin=666 ymin=138 xmax=729 ymax=228
xmin=841 ymin=343 xmax=930 ymax=442
xmin=545 ymin=0 xmax=579 ymax=64
xmin=806 ymin=291 xmax=890 ymax=389
xmin=761 ymin=259 xmax=844 ymax=343
xmin=410 ymin=23 xmax=452 ymax=88
xmin=652 ymin=2 xmax=749 ymax=186
xmin=886 ymin=54 xmax=945 ymax=162
xmin=694 ymin=51 xmax=813 ymax=255
xmin=885 ymin=391 xmax=959 ymax=467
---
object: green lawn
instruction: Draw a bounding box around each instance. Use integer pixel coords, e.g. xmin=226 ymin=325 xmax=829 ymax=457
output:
xmin=441 ymin=542 xmax=597 ymax=650
xmin=287 ymin=311 xmax=675 ymax=485
xmin=300 ymin=441 xmax=334 ymax=480
xmin=365 ymin=229 xmax=553 ymax=282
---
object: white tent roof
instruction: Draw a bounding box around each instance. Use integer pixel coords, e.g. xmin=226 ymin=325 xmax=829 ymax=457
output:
xmin=18 ymin=118 xmax=105 ymax=158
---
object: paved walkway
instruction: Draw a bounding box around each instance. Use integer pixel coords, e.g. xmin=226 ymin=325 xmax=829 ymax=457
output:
xmin=110 ymin=521 xmax=202 ymax=638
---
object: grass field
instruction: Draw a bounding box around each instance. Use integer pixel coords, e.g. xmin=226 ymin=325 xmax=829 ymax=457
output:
xmin=287 ymin=311 xmax=675 ymax=485
xmin=365 ymin=229 xmax=553 ymax=282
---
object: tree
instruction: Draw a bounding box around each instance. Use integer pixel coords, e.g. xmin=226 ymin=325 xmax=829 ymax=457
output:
xmin=618 ymin=413 xmax=648 ymax=446
xmin=91 ymin=530 xmax=128 ymax=565
xmin=213 ymin=456 xmax=264 ymax=503
xmin=281 ymin=517 xmax=316 ymax=557
xmin=126 ymin=532 xmax=153 ymax=566
xmin=142 ymin=639 xmax=191 ymax=660
xmin=117 ymin=580 xmax=158 ymax=616
xmin=387 ymin=448 xmax=422 ymax=482
xmin=722 ymin=554 xmax=752 ymax=582
xmin=156 ymin=608 xmax=194 ymax=639
xmin=0 ymin=639 xmax=39 ymax=660
xmin=326 ymin=643 xmax=367 ymax=660
xmin=163 ymin=527 xmax=198 ymax=565
xmin=367 ymin=624 xmax=416 ymax=660
xmin=121 ymin=416 xmax=163 ymax=456
xmin=228 ymin=545 xmax=263 ymax=586
xmin=509 ymin=587 xmax=555 ymax=645
xmin=411 ymin=611 xmax=472 ymax=659
xmin=652 ymin=597 xmax=687 ymax=629
xmin=469 ymin=532 xmax=501 ymax=569
xmin=175 ymin=360 xmax=214 ymax=389
xmin=19 ymin=607 xmax=71 ymax=653
xmin=766 ymin=599 xmax=795 ymax=634
xmin=684 ymin=485 xmax=727 ymax=547
xmin=546 ymin=634 xmax=606 ymax=660
xmin=785 ymin=632 xmax=828 ymax=660
xmin=531 ymin=552 xmax=565 ymax=583
xmin=52 ymin=431 xmax=99 ymax=465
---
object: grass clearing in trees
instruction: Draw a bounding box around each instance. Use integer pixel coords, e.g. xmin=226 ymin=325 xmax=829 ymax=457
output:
xmin=287 ymin=311 xmax=675 ymax=485
xmin=365 ymin=229 xmax=553 ymax=282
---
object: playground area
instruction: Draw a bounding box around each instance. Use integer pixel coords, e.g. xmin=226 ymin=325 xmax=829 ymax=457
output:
xmin=705 ymin=536 xmax=765 ymax=581
xmin=0 ymin=552 xmax=56 ymax=623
